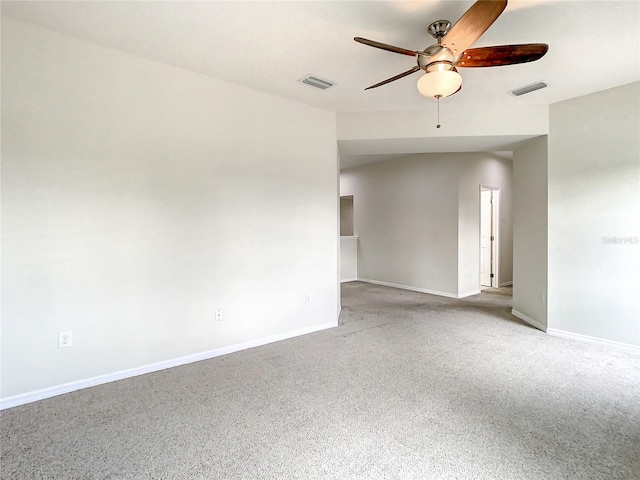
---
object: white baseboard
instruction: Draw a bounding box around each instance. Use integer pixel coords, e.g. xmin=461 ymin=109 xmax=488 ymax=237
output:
xmin=358 ymin=278 xmax=466 ymax=299
xmin=0 ymin=321 xmax=338 ymax=410
xmin=547 ymin=328 xmax=640 ymax=352
xmin=511 ymin=309 xmax=547 ymax=332
xmin=499 ymin=281 xmax=513 ymax=287
xmin=340 ymin=277 xmax=358 ymax=283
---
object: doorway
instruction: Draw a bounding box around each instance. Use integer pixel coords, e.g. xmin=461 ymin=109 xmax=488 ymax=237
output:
xmin=480 ymin=187 xmax=500 ymax=288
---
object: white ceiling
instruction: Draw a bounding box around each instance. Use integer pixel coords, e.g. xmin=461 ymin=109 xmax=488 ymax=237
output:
xmin=3 ymin=0 xmax=639 ymax=165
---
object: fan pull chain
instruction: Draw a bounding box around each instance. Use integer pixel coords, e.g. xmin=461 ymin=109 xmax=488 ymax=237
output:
xmin=436 ymin=95 xmax=442 ymax=128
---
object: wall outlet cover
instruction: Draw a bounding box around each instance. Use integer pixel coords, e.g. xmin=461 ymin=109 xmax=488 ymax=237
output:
xmin=59 ymin=331 xmax=73 ymax=348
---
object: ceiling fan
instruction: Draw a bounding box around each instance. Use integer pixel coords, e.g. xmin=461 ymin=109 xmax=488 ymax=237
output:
xmin=355 ymin=0 xmax=548 ymax=101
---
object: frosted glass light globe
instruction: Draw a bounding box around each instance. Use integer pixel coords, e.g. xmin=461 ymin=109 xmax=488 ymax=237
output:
xmin=417 ymin=70 xmax=462 ymax=98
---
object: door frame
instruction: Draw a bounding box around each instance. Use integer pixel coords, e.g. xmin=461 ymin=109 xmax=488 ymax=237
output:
xmin=480 ymin=185 xmax=500 ymax=288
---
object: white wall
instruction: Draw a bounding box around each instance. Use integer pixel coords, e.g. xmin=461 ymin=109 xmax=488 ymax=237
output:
xmin=340 ymin=152 xmax=512 ymax=298
xmin=337 ymin=104 xmax=548 ymax=141
xmin=548 ymin=82 xmax=640 ymax=346
xmin=341 ymin=154 xmax=460 ymax=295
xmin=512 ymin=136 xmax=548 ymax=330
xmin=1 ymin=18 xmax=339 ymax=400
xmin=340 ymin=237 xmax=358 ymax=282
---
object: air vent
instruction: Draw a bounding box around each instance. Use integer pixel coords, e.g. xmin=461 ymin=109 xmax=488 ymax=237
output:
xmin=300 ymin=75 xmax=335 ymax=90
xmin=511 ymin=81 xmax=547 ymax=96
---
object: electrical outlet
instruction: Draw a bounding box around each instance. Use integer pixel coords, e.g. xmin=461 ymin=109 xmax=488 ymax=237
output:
xmin=305 ymin=294 xmax=312 ymax=305
xmin=432 ymin=269 xmax=437 ymax=277
xmin=215 ymin=309 xmax=223 ymax=322
xmin=59 ymin=331 xmax=73 ymax=348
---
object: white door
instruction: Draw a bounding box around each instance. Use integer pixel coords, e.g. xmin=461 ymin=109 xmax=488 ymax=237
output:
xmin=480 ymin=190 xmax=493 ymax=287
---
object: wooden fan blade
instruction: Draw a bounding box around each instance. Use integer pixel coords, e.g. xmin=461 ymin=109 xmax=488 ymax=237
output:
xmin=354 ymin=37 xmax=419 ymax=57
xmin=364 ymin=66 xmax=421 ymax=90
xmin=441 ymin=0 xmax=508 ymax=55
xmin=456 ymin=44 xmax=548 ymax=67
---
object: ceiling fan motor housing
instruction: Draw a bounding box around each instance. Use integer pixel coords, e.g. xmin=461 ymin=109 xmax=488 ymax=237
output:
xmin=418 ymin=44 xmax=456 ymax=72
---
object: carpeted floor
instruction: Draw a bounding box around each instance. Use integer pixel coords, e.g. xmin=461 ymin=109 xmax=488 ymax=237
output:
xmin=1 ymin=282 xmax=639 ymax=479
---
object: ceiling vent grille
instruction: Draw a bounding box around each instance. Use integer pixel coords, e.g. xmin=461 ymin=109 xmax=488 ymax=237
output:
xmin=300 ymin=75 xmax=335 ymax=90
xmin=511 ymin=81 xmax=547 ymax=96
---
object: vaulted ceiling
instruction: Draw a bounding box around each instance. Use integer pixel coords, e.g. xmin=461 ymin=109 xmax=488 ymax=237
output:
xmin=3 ymin=1 xmax=639 ymax=165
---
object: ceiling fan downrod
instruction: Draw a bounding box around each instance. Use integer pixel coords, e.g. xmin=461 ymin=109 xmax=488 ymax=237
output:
xmin=427 ymin=20 xmax=452 ymax=44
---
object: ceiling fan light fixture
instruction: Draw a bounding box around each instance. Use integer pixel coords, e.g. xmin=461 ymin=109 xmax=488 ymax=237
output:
xmin=417 ymin=70 xmax=462 ymax=98
xmin=355 ymin=0 xmax=548 ymax=96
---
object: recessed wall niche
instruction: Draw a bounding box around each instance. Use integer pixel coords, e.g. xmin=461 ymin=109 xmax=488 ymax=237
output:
xmin=340 ymin=196 xmax=354 ymax=236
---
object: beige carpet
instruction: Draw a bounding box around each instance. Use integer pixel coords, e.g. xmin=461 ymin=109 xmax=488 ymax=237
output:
xmin=1 ymin=282 xmax=639 ymax=479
